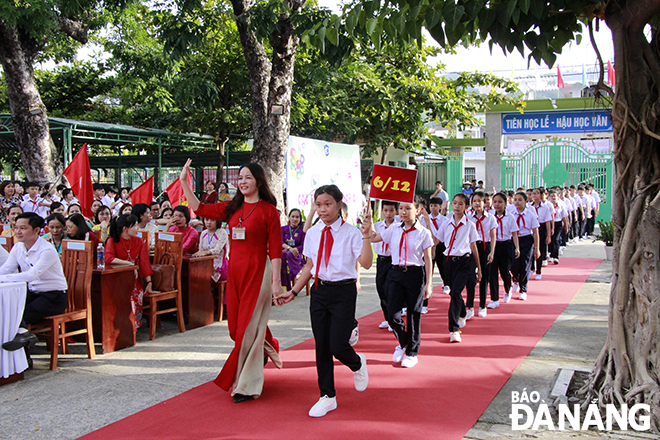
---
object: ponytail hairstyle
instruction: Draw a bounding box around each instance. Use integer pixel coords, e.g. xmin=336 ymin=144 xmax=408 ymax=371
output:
xmin=109 ymin=214 xmax=138 ymax=243
xmin=223 ymin=163 xmax=277 ymax=222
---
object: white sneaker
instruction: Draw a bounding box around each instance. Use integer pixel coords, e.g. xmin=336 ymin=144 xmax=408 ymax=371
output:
xmin=535 ymin=274 xmax=542 ymax=280
xmin=487 ymin=300 xmax=499 ymax=309
xmin=387 ymin=325 xmax=393 ymax=332
xmin=478 ymin=308 xmax=487 ymax=317
xmin=503 ymin=292 xmax=511 ymax=303
xmin=349 ymin=323 xmax=359 ymax=346
xmin=393 ymin=345 xmax=406 ymax=363
xmin=450 ymin=331 xmax=462 ymax=343
xmin=443 ymin=285 xmax=451 ymax=294
xmin=401 ymin=355 xmax=418 ymax=368
xmin=458 ymin=316 xmax=467 ymax=329
xmin=542 ymin=260 xmax=548 ymax=267
xmin=354 ymin=353 xmax=368 ymax=391
xmin=309 ymin=395 xmax=337 ymax=417
xmin=519 ymin=292 xmax=527 ymax=300
xmin=553 ymin=258 xmax=559 ymax=265
xmin=512 ymin=282 xmax=520 ymax=293
xmin=379 ymin=320 xmax=389 ymax=329
xmin=421 ymin=306 xmax=429 ymax=314
xmin=466 ymin=309 xmax=474 ymax=320
xmin=401 ymin=308 xmax=407 ymax=316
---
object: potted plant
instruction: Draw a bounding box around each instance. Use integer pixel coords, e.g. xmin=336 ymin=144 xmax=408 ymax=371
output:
xmin=593 ymin=219 xmax=614 ymax=260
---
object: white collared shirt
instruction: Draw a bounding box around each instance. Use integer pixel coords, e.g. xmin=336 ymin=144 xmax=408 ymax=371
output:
xmin=0 ymin=236 xmax=68 ymax=292
xmin=552 ymin=203 xmax=569 ymax=221
xmin=427 ymin=214 xmax=448 ymax=240
xmin=513 ymin=207 xmax=540 ymax=237
xmin=380 ymin=221 xmax=433 ymax=266
xmin=467 ymin=211 xmax=497 ymax=243
xmin=590 ymin=191 xmax=601 ymax=203
xmin=303 ymin=216 xmax=363 ymax=281
xmin=493 ymin=212 xmax=519 ymax=241
xmin=438 ymin=214 xmax=479 ymax=257
xmin=373 ymin=220 xmax=396 ymax=256
xmin=506 ymin=204 xmax=518 ymax=215
xmin=21 ymin=196 xmax=43 ymax=214
xmin=101 ymin=195 xmax=115 ymax=208
xmin=530 ymin=202 xmax=553 ymax=223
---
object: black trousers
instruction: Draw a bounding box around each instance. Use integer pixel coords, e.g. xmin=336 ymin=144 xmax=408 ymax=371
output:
xmin=443 ymin=255 xmax=473 ymax=332
xmin=511 ymin=235 xmax=534 ymax=293
xmin=375 ymin=255 xmax=392 ymax=321
xmin=562 ymin=217 xmax=570 ymax=245
xmin=586 ymin=209 xmax=596 ymax=235
xmin=489 ymin=239 xmax=513 ymax=301
xmin=21 ymin=289 xmax=68 ymax=327
xmin=466 ymin=242 xmax=490 ymax=309
xmin=387 ymin=266 xmax=424 ymax=356
xmin=310 ymin=282 xmax=361 ymax=398
xmin=577 ymin=209 xmax=586 ymax=238
xmin=535 ymin=224 xmax=548 ymax=274
xmin=550 ymin=221 xmax=563 ymax=259
xmin=432 ymin=243 xmax=447 ymax=283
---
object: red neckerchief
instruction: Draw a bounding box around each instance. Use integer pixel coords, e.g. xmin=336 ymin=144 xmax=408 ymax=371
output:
xmin=314 ymin=218 xmax=344 ymax=287
xmin=495 ymin=213 xmax=505 ymax=240
xmin=517 ymin=212 xmax=526 ymax=229
xmin=474 ymin=213 xmax=486 ymax=251
xmin=431 ymin=217 xmax=438 ymax=230
xmin=398 ymin=222 xmax=417 ymax=267
xmin=445 ymin=217 xmax=465 ymax=262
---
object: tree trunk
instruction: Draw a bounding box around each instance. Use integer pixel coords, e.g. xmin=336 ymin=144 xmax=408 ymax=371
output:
xmin=584 ymin=2 xmax=660 ymax=431
xmin=215 ymin=135 xmax=228 ymax=186
xmin=0 ymin=20 xmax=62 ymax=183
xmin=231 ymin=0 xmax=305 ymax=215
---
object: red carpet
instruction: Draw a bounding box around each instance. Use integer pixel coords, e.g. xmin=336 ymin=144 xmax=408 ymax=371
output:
xmin=80 ymin=258 xmax=602 ymax=440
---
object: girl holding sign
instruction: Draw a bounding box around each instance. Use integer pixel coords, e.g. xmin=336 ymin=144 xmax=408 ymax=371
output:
xmin=178 ymin=159 xmax=284 ymax=404
xmin=276 ymin=184 xmax=372 ymax=418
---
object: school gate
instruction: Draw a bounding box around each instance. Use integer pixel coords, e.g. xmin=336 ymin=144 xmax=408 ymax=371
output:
xmin=500 ymin=140 xmax=613 ymax=221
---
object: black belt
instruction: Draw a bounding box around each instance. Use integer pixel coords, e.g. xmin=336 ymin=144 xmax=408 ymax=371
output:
xmin=447 ymin=254 xmax=471 ymax=262
xmin=318 ymin=278 xmax=356 ymax=286
xmin=497 ymin=239 xmax=512 ymax=243
xmin=391 ymin=265 xmax=422 ymax=272
xmin=377 ymin=255 xmax=392 ymax=262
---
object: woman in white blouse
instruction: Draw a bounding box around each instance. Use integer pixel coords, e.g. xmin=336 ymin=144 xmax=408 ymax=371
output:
xmin=194 ymin=217 xmax=229 ymax=282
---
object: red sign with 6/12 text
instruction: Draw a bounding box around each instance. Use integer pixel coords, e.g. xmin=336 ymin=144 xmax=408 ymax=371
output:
xmin=369 ymin=164 xmax=417 ymax=204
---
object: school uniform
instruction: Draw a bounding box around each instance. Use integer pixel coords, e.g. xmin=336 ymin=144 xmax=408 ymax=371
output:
xmin=21 ymin=196 xmax=43 ymax=214
xmin=571 ymin=194 xmax=582 ymax=239
xmin=101 ymin=195 xmax=115 ymax=208
xmin=489 ymin=211 xmax=518 ymax=301
xmin=585 ymin=193 xmax=596 ymax=235
xmin=373 ymin=220 xmax=395 ymax=322
xmin=549 ymin=202 xmax=568 ymax=260
xmin=577 ymin=193 xmax=590 ymax=237
xmin=438 ymin=214 xmax=479 ymax=332
xmin=561 ymin=196 xmax=575 ymax=241
xmin=510 ymin=208 xmax=540 ymax=293
xmin=506 ymin=204 xmax=518 ymax=215
xmin=427 ymin=214 xmax=449 ymax=287
xmin=380 ymin=221 xmax=433 ymax=356
xmin=530 ymin=202 xmax=552 ymax=274
xmin=303 ymin=216 xmax=364 ymax=398
xmin=466 ymin=212 xmax=497 ymax=310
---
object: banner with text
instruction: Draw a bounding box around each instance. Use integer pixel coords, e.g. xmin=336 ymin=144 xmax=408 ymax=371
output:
xmin=502 ymin=109 xmax=612 ymax=135
xmin=286 ymin=136 xmax=363 ymax=223
xmin=369 ymin=164 xmax=417 ymax=204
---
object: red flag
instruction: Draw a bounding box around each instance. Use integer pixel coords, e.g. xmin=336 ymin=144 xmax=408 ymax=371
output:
xmin=165 ymin=171 xmax=196 ymax=218
xmin=63 ymin=144 xmax=94 ymax=218
xmin=557 ymin=65 xmax=565 ymax=88
xmin=129 ymin=175 xmax=154 ymax=206
xmin=607 ymin=60 xmax=616 ymax=86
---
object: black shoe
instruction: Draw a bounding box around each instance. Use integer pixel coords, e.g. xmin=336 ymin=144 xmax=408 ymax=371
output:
xmin=232 ymin=393 xmax=253 ymax=403
xmin=2 ymin=331 xmax=38 ymax=351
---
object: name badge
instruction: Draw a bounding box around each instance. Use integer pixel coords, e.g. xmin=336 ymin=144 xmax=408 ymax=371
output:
xmin=232 ymin=227 xmax=246 ymax=240
xmin=286 ymin=239 xmax=295 ymax=246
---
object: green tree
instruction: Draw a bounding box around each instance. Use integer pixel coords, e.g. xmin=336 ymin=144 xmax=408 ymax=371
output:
xmin=337 ymin=0 xmax=660 ymax=429
xmin=0 ymin=0 xmax=126 ymax=183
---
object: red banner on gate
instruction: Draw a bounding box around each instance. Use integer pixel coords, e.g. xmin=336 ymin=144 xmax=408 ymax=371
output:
xmin=369 ymin=164 xmax=417 ymax=204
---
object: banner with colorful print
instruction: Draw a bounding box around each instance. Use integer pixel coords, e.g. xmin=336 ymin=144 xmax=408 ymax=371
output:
xmin=286 ymin=136 xmax=363 ymax=223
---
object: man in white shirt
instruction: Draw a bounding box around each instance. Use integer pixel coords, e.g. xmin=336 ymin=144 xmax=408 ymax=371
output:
xmin=0 ymin=213 xmax=68 ymax=352
xmin=0 ymin=244 xmax=8 ymax=267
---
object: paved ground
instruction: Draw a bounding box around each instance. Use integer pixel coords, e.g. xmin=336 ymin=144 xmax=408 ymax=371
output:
xmin=1 ymin=238 xmax=641 ymax=440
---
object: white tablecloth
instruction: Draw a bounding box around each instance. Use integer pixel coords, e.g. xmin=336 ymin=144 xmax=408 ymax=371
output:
xmin=1 ymin=282 xmax=28 ymax=378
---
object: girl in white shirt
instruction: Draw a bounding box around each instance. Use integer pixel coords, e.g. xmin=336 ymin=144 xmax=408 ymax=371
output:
xmin=277 ymin=184 xmax=372 ymax=418
xmin=488 ymin=193 xmax=520 ymax=310
xmin=510 ymin=192 xmax=540 ymax=300
xmin=466 ymin=191 xmax=497 ymax=318
xmin=195 ymin=217 xmax=229 ymax=282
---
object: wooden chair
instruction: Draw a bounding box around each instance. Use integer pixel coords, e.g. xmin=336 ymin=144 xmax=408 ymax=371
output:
xmin=137 ymin=230 xmax=149 ymax=249
xmin=212 ymin=279 xmax=227 ymax=321
xmin=0 ymin=234 xmax=13 ymax=252
xmin=143 ymin=232 xmax=185 ymax=340
xmin=29 ymin=240 xmax=96 ymax=370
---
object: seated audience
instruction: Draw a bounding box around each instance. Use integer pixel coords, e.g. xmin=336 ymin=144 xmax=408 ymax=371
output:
xmin=168 ymin=205 xmax=199 ymax=255
xmin=43 ymin=213 xmax=67 ymax=254
xmin=2 ymin=205 xmax=23 ymax=237
xmin=66 ymin=213 xmax=100 ymax=254
xmin=132 ymin=203 xmax=158 ymax=248
xmin=194 ymin=217 xmax=229 ymax=282
xmin=201 ymin=181 xmax=218 ymax=204
xmin=92 ymin=205 xmax=112 ymax=244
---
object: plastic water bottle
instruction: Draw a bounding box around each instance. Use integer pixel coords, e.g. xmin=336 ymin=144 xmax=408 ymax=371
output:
xmin=97 ymin=243 xmax=105 ymax=269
